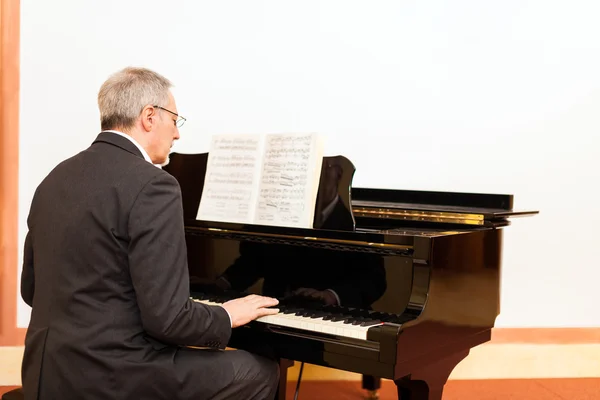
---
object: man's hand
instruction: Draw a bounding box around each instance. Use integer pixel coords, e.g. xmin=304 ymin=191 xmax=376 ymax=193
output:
xmin=221 ymin=294 xmax=279 ymax=328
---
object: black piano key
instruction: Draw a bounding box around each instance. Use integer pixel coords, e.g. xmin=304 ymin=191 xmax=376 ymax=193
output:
xmin=344 ymin=317 xmax=368 ymax=325
xmin=360 ymin=319 xmax=382 ymax=327
xmin=304 ymin=311 xmax=321 ymax=318
xmin=294 ymin=310 xmax=309 ymax=317
xmin=297 ymin=310 xmax=311 ymax=317
xmin=368 ymin=312 xmax=388 ymax=320
xmin=308 ymin=311 xmax=329 ymax=319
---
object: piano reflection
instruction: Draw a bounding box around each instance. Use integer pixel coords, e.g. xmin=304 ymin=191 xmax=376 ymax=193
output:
xmin=163 ymin=153 xmax=538 ymax=400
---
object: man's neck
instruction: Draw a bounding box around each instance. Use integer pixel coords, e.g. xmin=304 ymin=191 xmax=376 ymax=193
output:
xmin=103 ymin=129 xmax=160 ymax=168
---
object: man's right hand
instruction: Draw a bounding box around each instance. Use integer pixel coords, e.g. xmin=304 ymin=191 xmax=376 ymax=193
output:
xmin=221 ymin=294 xmax=279 ymax=328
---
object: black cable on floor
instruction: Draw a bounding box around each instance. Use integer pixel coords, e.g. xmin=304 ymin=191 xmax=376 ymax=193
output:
xmin=293 ymin=362 xmax=304 ymax=400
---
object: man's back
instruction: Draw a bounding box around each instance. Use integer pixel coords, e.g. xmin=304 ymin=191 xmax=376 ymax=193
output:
xmin=21 ymin=66 xmax=281 ymax=400
xmin=23 ymin=134 xmax=176 ymax=398
xmin=22 ymin=133 xmax=238 ymax=400
xmin=26 ymin=135 xmax=163 ymax=333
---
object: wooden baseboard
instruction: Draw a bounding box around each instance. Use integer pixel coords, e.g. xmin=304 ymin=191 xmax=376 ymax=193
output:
xmin=491 ymin=327 xmax=600 ymax=344
xmin=0 ymin=347 xmax=22 ymax=386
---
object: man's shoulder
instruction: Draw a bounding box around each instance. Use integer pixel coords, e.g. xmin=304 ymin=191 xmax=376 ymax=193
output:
xmin=111 ymin=156 xmax=179 ymax=193
xmin=138 ymin=165 xmax=179 ymax=189
xmin=41 ymin=144 xmax=178 ymax=192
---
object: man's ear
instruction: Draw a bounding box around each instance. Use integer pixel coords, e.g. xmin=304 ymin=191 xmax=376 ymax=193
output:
xmin=140 ymin=105 xmax=156 ymax=132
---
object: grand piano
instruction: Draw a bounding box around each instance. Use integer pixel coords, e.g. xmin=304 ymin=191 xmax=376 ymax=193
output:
xmin=163 ymin=153 xmax=538 ymax=400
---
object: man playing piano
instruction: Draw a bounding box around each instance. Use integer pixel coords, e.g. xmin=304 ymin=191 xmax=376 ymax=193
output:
xmin=20 ymin=67 xmax=281 ymax=400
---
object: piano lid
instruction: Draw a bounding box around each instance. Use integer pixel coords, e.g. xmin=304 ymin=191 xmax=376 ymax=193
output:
xmin=352 ymin=188 xmax=539 ymax=227
xmin=164 ymin=152 xmax=538 ymax=252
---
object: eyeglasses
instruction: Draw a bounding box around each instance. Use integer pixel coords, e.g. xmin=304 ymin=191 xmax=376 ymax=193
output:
xmin=153 ymin=105 xmax=186 ymax=128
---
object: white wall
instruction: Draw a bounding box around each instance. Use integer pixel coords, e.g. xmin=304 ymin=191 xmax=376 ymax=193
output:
xmin=18 ymin=0 xmax=600 ymax=328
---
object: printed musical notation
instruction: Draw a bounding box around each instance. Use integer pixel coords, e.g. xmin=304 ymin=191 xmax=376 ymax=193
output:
xmin=255 ymin=134 xmax=317 ymax=225
xmin=196 ymin=132 xmax=323 ymax=228
xmin=196 ymin=135 xmax=262 ymax=223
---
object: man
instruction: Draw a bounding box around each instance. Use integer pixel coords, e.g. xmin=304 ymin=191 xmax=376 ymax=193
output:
xmin=20 ymin=67 xmax=280 ymax=400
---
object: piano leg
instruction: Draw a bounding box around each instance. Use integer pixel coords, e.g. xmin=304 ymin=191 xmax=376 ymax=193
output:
xmin=362 ymin=374 xmax=382 ymax=399
xmin=274 ymin=358 xmax=294 ymax=400
xmin=394 ymin=350 xmax=469 ymax=400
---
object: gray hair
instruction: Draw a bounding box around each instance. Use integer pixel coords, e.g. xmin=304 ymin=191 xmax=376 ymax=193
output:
xmin=98 ymin=67 xmax=172 ymax=131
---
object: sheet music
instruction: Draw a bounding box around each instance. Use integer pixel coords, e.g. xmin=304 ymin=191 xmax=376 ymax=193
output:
xmin=196 ymin=134 xmax=263 ymax=223
xmin=255 ymin=133 xmax=323 ymax=228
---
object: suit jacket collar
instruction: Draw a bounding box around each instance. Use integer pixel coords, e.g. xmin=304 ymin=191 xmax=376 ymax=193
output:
xmin=92 ymin=131 xmax=144 ymax=160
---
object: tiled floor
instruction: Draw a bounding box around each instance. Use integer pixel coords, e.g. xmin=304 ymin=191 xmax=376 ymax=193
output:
xmin=3 ymin=379 xmax=600 ymax=399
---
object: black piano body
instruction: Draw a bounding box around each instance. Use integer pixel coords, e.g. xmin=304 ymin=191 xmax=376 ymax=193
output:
xmin=164 ymin=153 xmax=538 ymax=400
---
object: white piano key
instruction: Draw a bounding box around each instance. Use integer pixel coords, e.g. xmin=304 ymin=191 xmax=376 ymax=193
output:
xmin=191 ymin=298 xmax=382 ymax=341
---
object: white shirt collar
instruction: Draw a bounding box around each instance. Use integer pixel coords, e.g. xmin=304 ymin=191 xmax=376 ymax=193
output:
xmin=103 ymin=130 xmax=161 ymax=168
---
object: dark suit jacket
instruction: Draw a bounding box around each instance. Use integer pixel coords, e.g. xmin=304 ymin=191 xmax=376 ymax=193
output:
xmin=21 ymin=132 xmax=232 ymax=400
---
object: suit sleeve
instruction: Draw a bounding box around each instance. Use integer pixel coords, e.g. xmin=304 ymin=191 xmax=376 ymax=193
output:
xmin=128 ymin=172 xmax=231 ymax=348
xmin=21 ymin=231 xmax=35 ymax=307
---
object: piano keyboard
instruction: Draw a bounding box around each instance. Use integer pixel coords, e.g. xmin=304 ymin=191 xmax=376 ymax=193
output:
xmin=192 ymin=298 xmax=384 ymax=341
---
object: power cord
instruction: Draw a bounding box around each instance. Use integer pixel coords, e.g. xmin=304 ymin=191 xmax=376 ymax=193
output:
xmin=293 ymin=362 xmax=304 ymax=400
